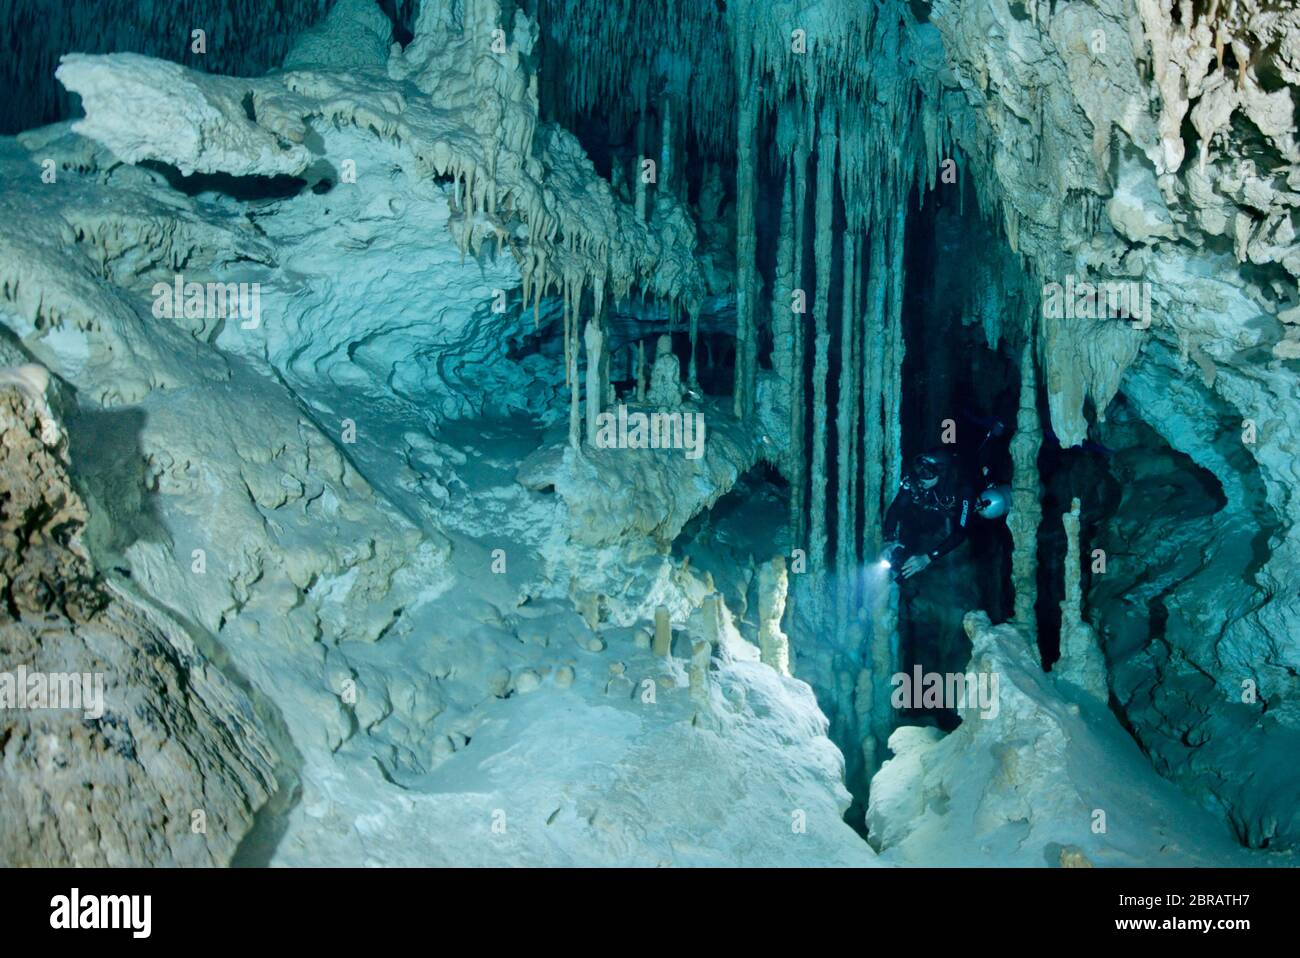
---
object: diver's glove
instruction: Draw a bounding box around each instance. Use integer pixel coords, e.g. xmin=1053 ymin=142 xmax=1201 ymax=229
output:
xmin=900 ymin=553 xmax=932 ymax=579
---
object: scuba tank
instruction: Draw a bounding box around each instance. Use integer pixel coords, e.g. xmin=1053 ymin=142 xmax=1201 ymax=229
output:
xmin=975 ymin=483 xmax=1011 ymax=520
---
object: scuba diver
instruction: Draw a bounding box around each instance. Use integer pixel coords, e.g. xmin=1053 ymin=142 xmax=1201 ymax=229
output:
xmin=880 ymin=449 xmax=975 ymax=580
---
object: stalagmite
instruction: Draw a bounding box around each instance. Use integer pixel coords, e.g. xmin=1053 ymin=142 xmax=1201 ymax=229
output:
xmin=1008 ymin=343 xmax=1042 ymax=635
xmin=701 ymin=594 xmax=722 ymax=648
xmin=652 ymin=606 xmax=672 ymax=657
xmin=1056 ymin=498 xmax=1108 ymax=701
xmin=647 ymin=333 xmax=683 ymax=406
xmin=757 ymin=558 xmax=791 ymax=676
xmin=808 ymin=111 xmax=837 ymax=572
xmin=689 ymin=639 xmax=711 ymax=705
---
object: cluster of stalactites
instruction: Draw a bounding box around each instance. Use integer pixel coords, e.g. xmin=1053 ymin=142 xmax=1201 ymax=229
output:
xmin=532 ymin=0 xmax=737 ymax=161
xmin=393 ymin=0 xmax=708 ymax=331
xmin=731 ymin=8 xmax=931 ymax=472
xmin=730 ymin=0 xmax=937 ymax=424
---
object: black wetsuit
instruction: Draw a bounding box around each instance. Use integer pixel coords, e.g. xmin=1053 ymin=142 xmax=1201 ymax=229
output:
xmin=883 ymin=469 xmax=974 ymax=564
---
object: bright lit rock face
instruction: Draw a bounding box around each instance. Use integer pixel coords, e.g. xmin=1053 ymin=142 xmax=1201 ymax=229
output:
xmin=1 ymin=0 xmax=1298 ymax=868
xmin=866 ymin=613 xmax=1256 ymax=867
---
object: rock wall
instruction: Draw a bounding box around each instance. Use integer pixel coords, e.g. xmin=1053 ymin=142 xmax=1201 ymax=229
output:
xmin=921 ymin=0 xmax=1300 ymax=849
xmin=0 ymin=380 xmax=283 ymax=865
xmin=866 ymin=612 xmax=1263 ymax=866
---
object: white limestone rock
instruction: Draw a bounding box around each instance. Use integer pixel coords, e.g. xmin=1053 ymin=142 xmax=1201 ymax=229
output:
xmin=57 ymin=54 xmax=315 ymax=177
xmin=866 ymin=612 xmax=1260 ymax=867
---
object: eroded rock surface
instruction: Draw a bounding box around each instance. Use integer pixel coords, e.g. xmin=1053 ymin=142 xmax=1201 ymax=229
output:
xmin=0 ymin=382 xmax=283 ymax=866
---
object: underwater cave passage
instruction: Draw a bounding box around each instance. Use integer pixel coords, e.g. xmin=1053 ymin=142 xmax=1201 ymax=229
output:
xmin=672 ymin=460 xmax=791 ymax=617
xmin=892 ymin=174 xmax=1022 ymax=728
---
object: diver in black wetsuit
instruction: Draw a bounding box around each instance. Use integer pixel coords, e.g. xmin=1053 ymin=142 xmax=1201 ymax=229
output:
xmin=880 ymin=449 xmax=974 ymax=580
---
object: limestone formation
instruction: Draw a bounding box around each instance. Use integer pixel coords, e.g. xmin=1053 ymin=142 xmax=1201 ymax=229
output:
xmin=1054 ymin=499 xmax=1109 ymax=702
xmin=757 ymin=558 xmax=791 ymax=677
xmin=1008 ymin=346 xmax=1042 ymax=636
xmin=647 ymin=334 xmax=684 ymax=407
xmin=689 ymin=639 xmax=712 ymax=705
xmin=0 ymin=386 xmax=281 ymax=866
xmin=653 ymin=606 xmax=672 ymax=657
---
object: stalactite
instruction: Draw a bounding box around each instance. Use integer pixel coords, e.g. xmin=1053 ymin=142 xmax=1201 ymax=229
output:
xmin=687 ymin=303 xmax=699 ymax=387
xmin=861 ymin=232 xmax=888 ymax=558
xmin=808 ymin=110 xmax=837 ymax=573
xmin=612 ymin=150 xmax=628 ymax=208
xmin=634 ymin=114 xmax=648 ymax=222
xmin=562 ymin=280 xmax=571 ymax=390
xmin=847 ymin=246 xmax=863 ymax=589
xmin=659 ymin=94 xmax=673 ymax=198
xmin=859 ymin=218 xmax=895 ymax=782
xmin=567 ymin=278 xmax=582 ymax=450
xmin=635 ymin=338 xmax=647 ymax=401
xmin=788 ymin=132 xmax=810 ymax=552
xmin=1008 ymin=342 xmax=1042 ymax=636
xmin=583 ymin=314 xmax=603 ymax=445
xmin=884 ymin=205 xmax=907 ymax=496
xmin=771 ymin=158 xmax=796 ymax=463
xmin=596 ymin=281 xmax=609 ymax=414
xmin=861 ymin=578 xmax=898 ymax=783
xmin=732 ymin=47 xmax=759 ymax=421
xmin=835 ymin=231 xmax=858 ymax=626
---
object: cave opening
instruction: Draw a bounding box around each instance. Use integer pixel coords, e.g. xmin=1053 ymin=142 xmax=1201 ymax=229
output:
xmin=672 ymin=460 xmax=792 ymax=619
